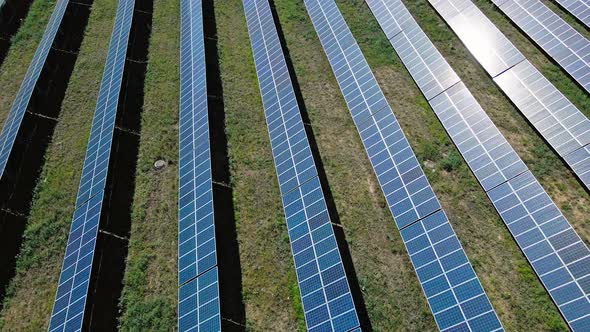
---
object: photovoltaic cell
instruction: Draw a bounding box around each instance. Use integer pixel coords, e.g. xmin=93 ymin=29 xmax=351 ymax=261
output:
xmin=492 ymin=0 xmax=590 ymax=93
xmin=554 ymin=0 xmax=590 ymax=28
xmin=178 ymin=0 xmax=220 ymax=331
xmin=427 ymin=0 xmax=590 ymax=192
xmin=48 ymin=0 xmax=134 ymax=330
xmin=244 ymin=0 xmax=360 ymax=330
xmin=303 ymin=0 xmax=502 ymax=330
xmin=0 ymin=0 xmax=69 ymax=179
xmin=366 ymin=1 xmax=590 ymax=330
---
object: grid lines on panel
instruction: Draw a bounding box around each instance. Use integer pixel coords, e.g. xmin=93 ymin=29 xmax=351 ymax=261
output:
xmin=47 ymin=0 xmax=135 ymax=331
xmin=178 ymin=0 xmax=220 ymax=331
xmin=493 ymin=0 xmax=590 ymax=93
xmin=0 ymin=0 xmax=69 ymax=179
xmin=303 ymin=0 xmax=502 ymax=330
xmin=554 ymin=0 xmax=590 ymax=28
xmin=368 ymin=0 xmax=590 ymax=330
xmin=244 ymin=0 xmax=360 ymax=330
xmin=427 ymin=0 xmax=590 ymax=192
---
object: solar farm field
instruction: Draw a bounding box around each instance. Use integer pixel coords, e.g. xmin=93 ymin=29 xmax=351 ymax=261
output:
xmin=0 ymin=0 xmax=588 ymax=331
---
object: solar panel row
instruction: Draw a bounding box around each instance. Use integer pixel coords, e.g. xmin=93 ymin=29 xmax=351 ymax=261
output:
xmin=178 ymin=0 xmax=221 ymax=331
xmin=427 ymin=0 xmax=590 ymax=191
xmin=0 ymin=0 xmax=69 ymax=179
xmin=492 ymin=0 xmax=590 ymax=93
xmin=47 ymin=0 xmax=135 ymax=331
xmin=302 ymin=0 xmax=503 ymax=330
xmin=554 ymin=0 xmax=590 ymax=29
xmin=365 ymin=0 xmax=590 ymax=330
xmin=244 ymin=0 xmax=361 ymax=330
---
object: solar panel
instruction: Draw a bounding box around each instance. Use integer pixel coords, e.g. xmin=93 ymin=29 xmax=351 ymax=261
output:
xmin=244 ymin=0 xmax=360 ymax=330
xmin=492 ymin=0 xmax=590 ymax=93
xmin=365 ymin=0 xmax=590 ymax=330
xmin=427 ymin=0 xmax=590 ymax=192
xmin=47 ymin=0 xmax=135 ymax=330
xmin=554 ymin=0 xmax=590 ymax=29
xmin=0 ymin=0 xmax=69 ymax=179
xmin=178 ymin=0 xmax=220 ymax=331
xmin=302 ymin=0 xmax=503 ymax=330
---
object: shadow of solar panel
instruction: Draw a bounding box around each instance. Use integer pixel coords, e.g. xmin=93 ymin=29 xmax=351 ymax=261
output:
xmin=0 ymin=0 xmax=69 ymax=178
xmin=48 ymin=0 xmax=135 ymax=330
xmin=303 ymin=0 xmax=502 ymax=330
xmin=244 ymin=0 xmax=360 ymax=330
xmin=178 ymin=0 xmax=220 ymax=331
xmin=493 ymin=0 xmax=590 ymax=93
xmin=554 ymin=0 xmax=590 ymax=28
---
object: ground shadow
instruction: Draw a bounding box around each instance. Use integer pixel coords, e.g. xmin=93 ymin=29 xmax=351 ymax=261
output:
xmin=0 ymin=0 xmax=34 ymax=66
xmin=203 ymin=0 xmax=246 ymax=330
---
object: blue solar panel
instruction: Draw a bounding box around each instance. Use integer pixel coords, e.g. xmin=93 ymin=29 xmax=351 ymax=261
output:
xmin=244 ymin=0 xmax=360 ymax=330
xmin=367 ymin=1 xmax=590 ymax=330
xmin=554 ymin=0 xmax=590 ymax=29
xmin=0 ymin=0 xmax=69 ymax=179
xmin=492 ymin=0 xmax=590 ymax=93
xmin=47 ymin=0 xmax=134 ymax=330
xmin=178 ymin=0 xmax=220 ymax=331
xmin=427 ymin=0 xmax=590 ymax=193
xmin=178 ymin=267 xmax=221 ymax=332
xmin=302 ymin=0 xmax=502 ymax=330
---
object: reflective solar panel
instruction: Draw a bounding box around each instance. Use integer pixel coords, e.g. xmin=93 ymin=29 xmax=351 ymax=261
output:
xmin=178 ymin=0 xmax=220 ymax=331
xmin=244 ymin=0 xmax=360 ymax=330
xmin=428 ymin=0 xmax=590 ymax=192
xmin=429 ymin=0 xmax=525 ymax=77
xmin=367 ymin=1 xmax=590 ymax=330
xmin=554 ymin=0 xmax=590 ymax=29
xmin=493 ymin=0 xmax=590 ymax=93
xmin=303 ymin=0 xmax=502 ymax=330
xmin=48 ymin=0 xmax=135 ymax=331
xmin=0 ymin=0 xmax=69 ymax=179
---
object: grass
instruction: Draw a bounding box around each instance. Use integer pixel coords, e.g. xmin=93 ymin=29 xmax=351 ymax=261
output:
xmin=117 ymin=0 xmax=178 ymax=330
xmin=0 ymin=0 xmax=117 ymax=329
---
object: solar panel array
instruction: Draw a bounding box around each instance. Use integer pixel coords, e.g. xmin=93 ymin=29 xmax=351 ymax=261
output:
xmin=244 ymin=0 xmax=361 ymax=330
xmin=492 ymin=0 xmax=590 ymax=93
xmin=302 ymin=0 xmax=503 ymax=330
xmin=427 ymin=0 xmax=590 ymax=191
xmin=47 ymin=0 xmax=135 ymax=330
xmin=0 ymin=0 xmax=69 ymax=179
xmin=554 ymin=0 xmax=590 ymax=28
xmin=178 ymin=0 xmax=221 ymax=331
xmin=365 ymin=0 xmax=590 ymax=330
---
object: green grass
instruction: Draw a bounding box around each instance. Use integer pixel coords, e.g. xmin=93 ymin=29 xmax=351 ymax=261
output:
xmin=0 ymin=0 xmax=117 ymax=329
xmin=117 ymin=0 xmax=178 ymax=330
